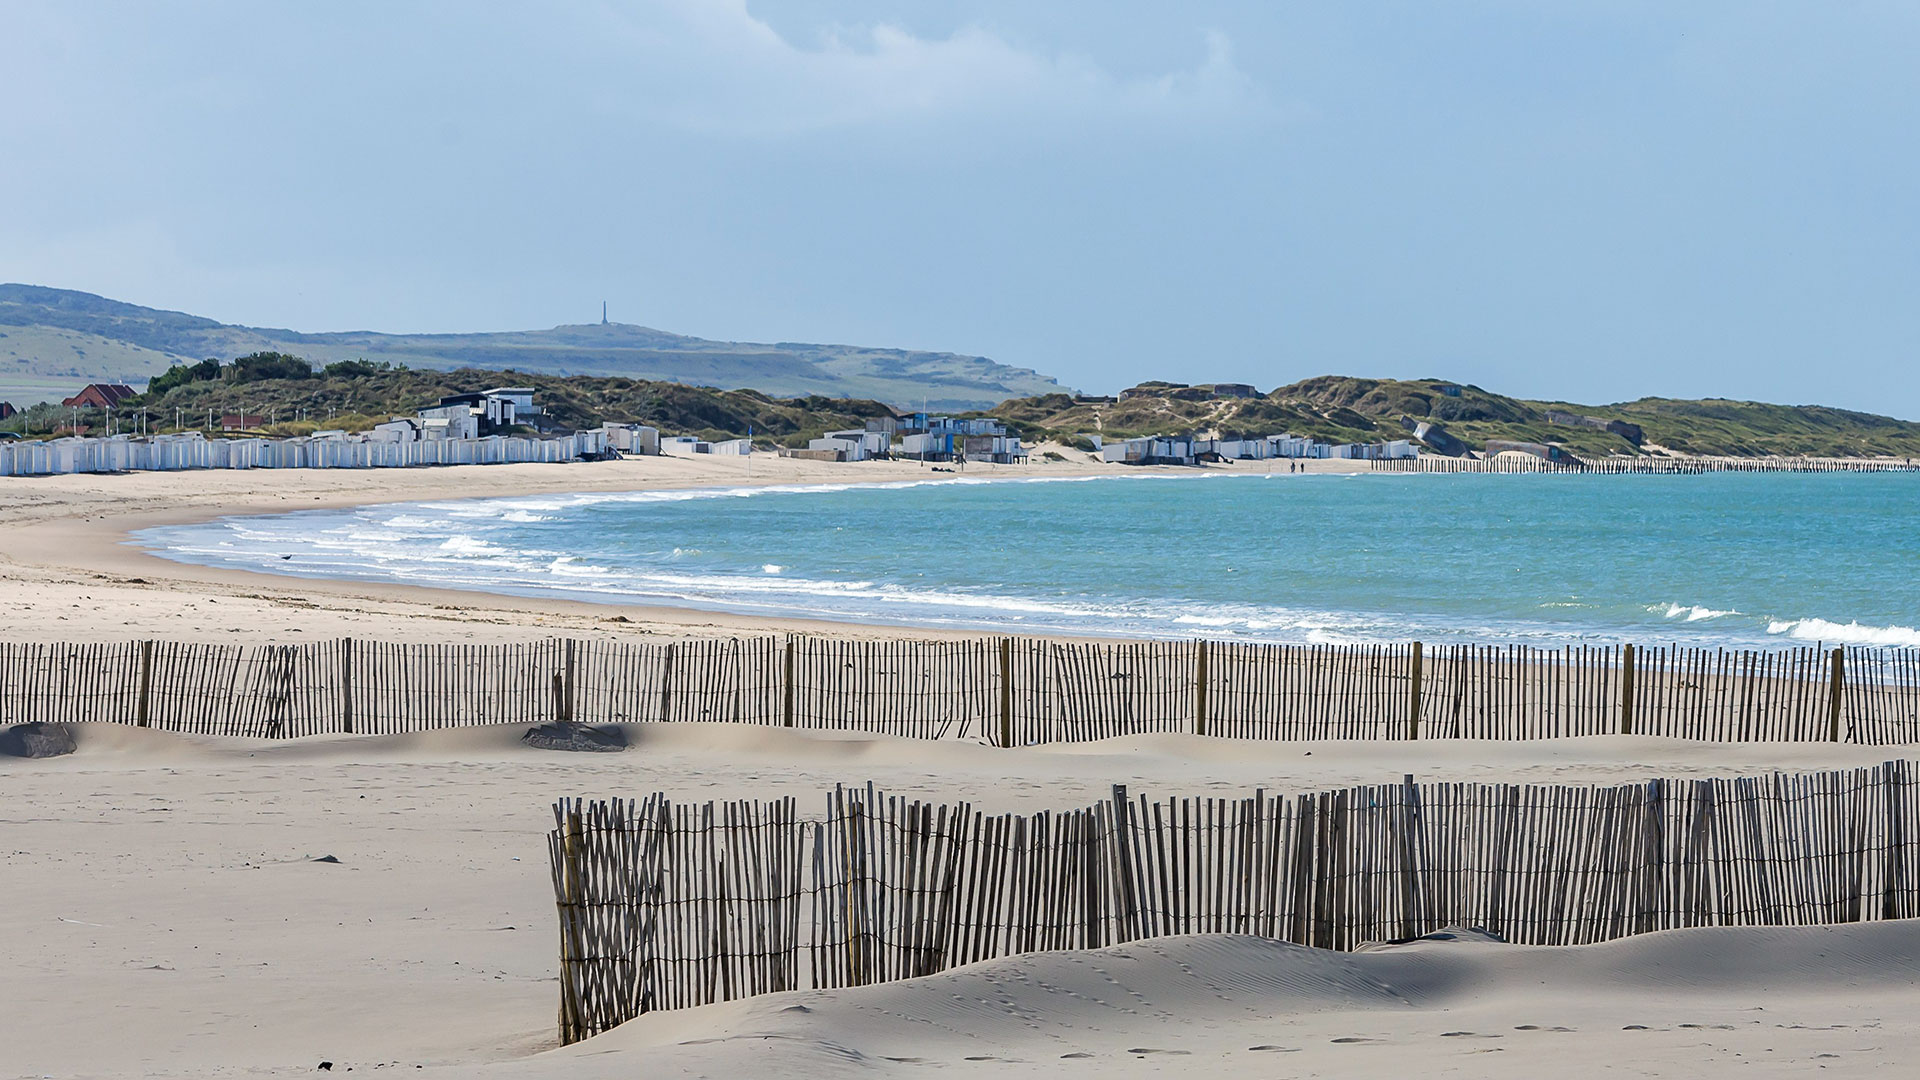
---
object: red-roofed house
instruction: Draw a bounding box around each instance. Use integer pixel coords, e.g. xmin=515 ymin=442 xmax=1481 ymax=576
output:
xmin=62 ymin=383 xmax=138 ymax=409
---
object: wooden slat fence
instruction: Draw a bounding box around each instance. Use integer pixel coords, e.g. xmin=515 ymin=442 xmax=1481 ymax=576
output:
xmin=4 ymin=636 xmax=1919 ymax=745
xmin=1846 ymin=646 xmax=1920 ymax=745
xmin=789 ymin=637 xmax=1000 ymax=739
xmin=1372 ymin=456 xmax=1920 ymax=475
xmin=1008 ymin=639 xmax=1198 ymax=744
xmin=570 ymin=638 xmax=782 ymax=725
xmin=552 ymin=760 xmax=1920 ymax=1040
xmin=1206 ymin=642 xmax=1415 ymax=740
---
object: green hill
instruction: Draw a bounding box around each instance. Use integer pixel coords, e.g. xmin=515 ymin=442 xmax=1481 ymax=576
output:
xmin=0 ymin=284 xmax=1068 ymax=411
xmin=988 ymin=377 xmax=1920 ymax=459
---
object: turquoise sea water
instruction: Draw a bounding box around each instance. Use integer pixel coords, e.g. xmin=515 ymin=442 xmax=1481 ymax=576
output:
xmin=134 ymin=472 xmax=1920 ymax=648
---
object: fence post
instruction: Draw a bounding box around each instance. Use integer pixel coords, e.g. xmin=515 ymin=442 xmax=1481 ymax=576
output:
xmin=564 ymin=639 xmax=577 ymax=724
xmin=783 ymin=636 xmax=796 ymax=728
xmin=999 ymin=637 xmax=1013 ymax=748
xmin=1397 ymin=773 xmax=1423 ymax=939
xmin=135 ymin=639 xmax=154 ymax=728
xmin=339 ymin=638 xmax=354 ymax=735
xmin=558 ymin=805 xmax=587 ymax=1042
xmin=1619 ymin=643 xmax=1636 ymax=736
xmin=1408 ymin=641 xmax=1423 ymax=740
xmin=659 ymin=642 xmax=676 ymax=722
xmin=1195 ymin=640 xmax=1210 ymax=738
xmin=1109 ymin=784 xmax=1140 ymax=942
xmin=1830 ymin=647 xmax=1845 ymax=743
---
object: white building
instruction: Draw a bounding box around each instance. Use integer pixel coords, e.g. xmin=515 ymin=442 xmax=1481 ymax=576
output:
xmin=810 ymin=429 xmax=888 ymax=461
xmin=601 ymin=423 xmax=660 ymax=454
xmin=660 ymin=436 xmax=710 ymax=456
xmin=416 ymin=403 xmax=482 ymax=440
xmin=370 ymin=418 xmax=421 ymax=443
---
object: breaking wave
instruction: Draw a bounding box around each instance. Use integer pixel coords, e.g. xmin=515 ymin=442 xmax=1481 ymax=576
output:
xmin=1657 ymin=603 xmax=1742 ymax=622
xmin=1766 ymin=618 xmax=1920 ymax=648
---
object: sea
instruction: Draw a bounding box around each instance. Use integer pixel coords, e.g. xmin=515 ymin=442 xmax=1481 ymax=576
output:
xmin=132 ymin=471 xmax=1920 ymax=650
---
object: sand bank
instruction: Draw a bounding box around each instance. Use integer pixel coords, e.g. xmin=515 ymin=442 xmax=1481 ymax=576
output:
xmin=0 ymin=449 xmax=1364 ymax=644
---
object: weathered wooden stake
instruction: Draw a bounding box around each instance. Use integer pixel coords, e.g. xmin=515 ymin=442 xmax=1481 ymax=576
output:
xmin=999 ymin=637 xmax=1013 ymax=748
xmin=564 ymin=639 xmax=577 ymax=724
xmin=1829 ymin=647 xmax=1845 ymax=743
xmin=1195 ymin=640 xmax=1210 ymax=738
xmin=660 ymin=642 xmax=676 ymax=722
xmin=558 ymin=808 xmax=587 ymax=1042
xmin=340 ymin=638 xmax=354 ymax=734
xmin=1109 ymin=784 xmax=1140 ymax=941
xmin=1620 ymin=643 xmax=1637 ymax=736
xmin=135 ymin=639 xmax=154 ymax=728
xmin=783 ymin=637 xmax=796 ymax=727
xmin=1408 ymin=641 xmax=1423 ymax=740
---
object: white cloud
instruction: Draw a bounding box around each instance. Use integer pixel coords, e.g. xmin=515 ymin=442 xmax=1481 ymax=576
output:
xmin=599 ymin=0 xmax=1262 ymax=136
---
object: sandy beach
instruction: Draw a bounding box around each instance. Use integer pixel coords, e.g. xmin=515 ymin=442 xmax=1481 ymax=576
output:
xmin=0 ymin=449 xmax=1367 ymax=645
xmin=4 ymin=455 xmax=1919 ymax=1079
xmin=7 ymin=722 xmax=1917 ymax=1079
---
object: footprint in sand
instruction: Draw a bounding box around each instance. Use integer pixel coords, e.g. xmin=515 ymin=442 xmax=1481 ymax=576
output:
xmin=1248 ymin=1045 xmax=1301 ymax=1052
xmin=1331 ymin=1037 xmax=1380 ymax=1044
xmin=1060 ymin=1052 xmax=1094 ymax=1059
xmin=1127 ymin=1048 xmax=1191 ymax=1055
xmin=1441 ymin=1032 xmax=1502 ymax=1039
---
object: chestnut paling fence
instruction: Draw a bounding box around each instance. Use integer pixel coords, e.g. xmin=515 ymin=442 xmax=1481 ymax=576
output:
xmin=550 ymin=761 xmax=1920 ymax=1041
xmin=3 ymin=636 xmax=1918 ymax=745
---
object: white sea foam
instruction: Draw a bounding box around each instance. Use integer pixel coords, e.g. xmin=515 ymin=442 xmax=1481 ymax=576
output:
xmin=762 ymin=564 xmax=784 ymax=574
xmin=437 ymin=535 xmax=505 ymax=556
xmin=1658 ymin=603 xmax=1741 ymax=622
xmin=1766 ymin=618 xmax=1920 ymax=648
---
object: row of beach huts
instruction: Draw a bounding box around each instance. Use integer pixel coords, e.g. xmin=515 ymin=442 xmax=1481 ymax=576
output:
xmin=1095 ymin=432 xmax=1414 ymax=465
xmin=0 ymin=429 xmax=612 ymax=476
xmin=2 ymin=382 xmax=1416 ymax=477
xmin=604 ymin=412 xmax=1029 ymax=465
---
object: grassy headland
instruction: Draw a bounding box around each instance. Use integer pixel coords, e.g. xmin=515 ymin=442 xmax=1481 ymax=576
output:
xmin=989 ymin=377 xmax=1920 ymax=459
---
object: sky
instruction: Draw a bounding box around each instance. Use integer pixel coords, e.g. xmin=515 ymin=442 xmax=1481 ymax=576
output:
xmin=2 ymin=1 xmax=1916 ymax=414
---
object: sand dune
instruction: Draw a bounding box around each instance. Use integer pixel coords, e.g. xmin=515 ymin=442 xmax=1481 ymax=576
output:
xmin=503 ymin=924 xmax=1920 ymax=1079
xmin=5 ymin=722 xmax=1917 ymax=1078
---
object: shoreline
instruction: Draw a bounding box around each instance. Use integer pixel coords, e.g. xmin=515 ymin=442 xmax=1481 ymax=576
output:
xmin=0 ymin=451 xmax=1370 ymax=644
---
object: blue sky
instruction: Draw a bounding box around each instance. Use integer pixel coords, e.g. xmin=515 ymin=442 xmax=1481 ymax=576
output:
xmin=2 ymin=1 xmax=1915 ymax=414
